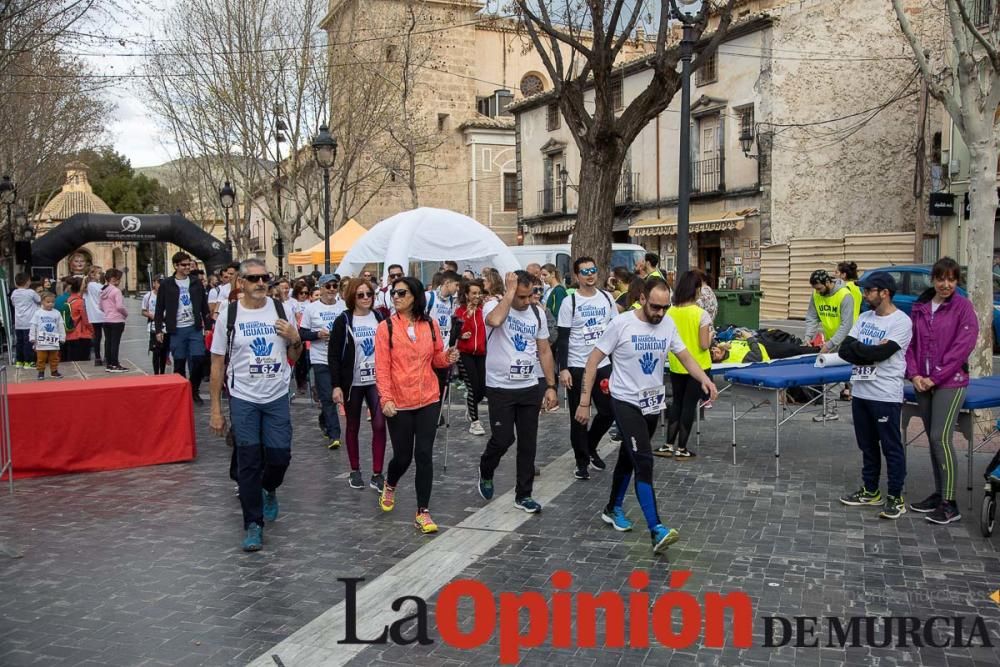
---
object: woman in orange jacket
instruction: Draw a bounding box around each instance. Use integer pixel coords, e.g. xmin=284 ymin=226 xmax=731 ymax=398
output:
xmin=375 ymin=276 xmax=459 ymax=534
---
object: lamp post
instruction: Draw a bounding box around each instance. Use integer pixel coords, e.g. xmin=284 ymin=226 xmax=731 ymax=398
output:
xmin=1 ymin=176 xmax=16 ymax=278
xmin=274 ymin=106 xmax=287 ymax=277
xmin=219 ymin=180 xmax=236 ymax=256
xmin=559 ymin=166 xmax=569 ymax=215
xmin=671 ymin=0 xmax=699 ymax=276
xmin=311 ymin=124 xmax=338 ymax=274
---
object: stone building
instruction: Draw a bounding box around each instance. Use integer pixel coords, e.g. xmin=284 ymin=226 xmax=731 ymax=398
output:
xmin=511 ymin=0 xmax=937 ymax=288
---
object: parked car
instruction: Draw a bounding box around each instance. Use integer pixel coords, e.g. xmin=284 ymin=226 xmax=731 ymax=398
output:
xmin=860 ymin=264 xmax=1000 ymax=347
xmin=508 ymin=243 xmax=648 ymax=284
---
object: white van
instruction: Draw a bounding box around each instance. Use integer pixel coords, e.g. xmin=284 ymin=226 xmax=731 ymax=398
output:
xmin=508 ymin=243 xmax=648 ymax=282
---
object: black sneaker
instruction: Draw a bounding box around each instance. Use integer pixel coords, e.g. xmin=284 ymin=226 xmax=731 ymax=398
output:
xmin=36 ymin=372 xmax=44 ymax=380
xmin=653 ymin=444 xmax=674 ymax=458
xmin=50 ymin=371 xmax=64 ymax=379
xmin=370 ymin=473 xmax=385 ymax=492
xmin=879 ymin=495 xmax=906 ymax=520
xmin=839 ymin=487 xmax=884 ymax=506
xmin=94 ymin=358 xmax=103 ymax=367
xmin=673 ymin=448 xmax=696 ymax=460
xmin=574 ymin=467 xmax=590 ymax=480
xmin=909 ymin=493 xmax=941 ymax=513
xmin=192 ymin=392 xmax=204 ymax=405
xmin=926 ymin=500 xmax=962 ymax=525
xmin=348 ymin=470 xmax=364 ymax=489
xmin=589 ymin=453 xmax=606 ymax=471
xmin=609 ymin=427 xmax=622 ymax=443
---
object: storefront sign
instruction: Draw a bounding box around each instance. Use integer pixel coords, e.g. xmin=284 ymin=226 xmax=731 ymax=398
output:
xmin=929 ymin=192 xmax=955 ymax=216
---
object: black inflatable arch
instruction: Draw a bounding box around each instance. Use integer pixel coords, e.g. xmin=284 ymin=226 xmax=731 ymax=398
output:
xmin=31 ymin=212 xmax=233 ymax=274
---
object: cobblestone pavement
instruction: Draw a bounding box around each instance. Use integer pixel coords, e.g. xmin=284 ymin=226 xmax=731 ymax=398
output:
xmin=2 ymin=301 xmax=1000 ymax=666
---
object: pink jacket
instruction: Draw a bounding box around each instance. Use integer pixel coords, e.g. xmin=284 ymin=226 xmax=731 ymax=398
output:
xmin=100 ymin=284 xmax=128 ymax=323
xmin=904 ymin=291 xmax=978 ymax=389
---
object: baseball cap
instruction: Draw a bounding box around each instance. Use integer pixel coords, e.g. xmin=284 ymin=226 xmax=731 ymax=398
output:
xmin=859 ymin=271 xmax=897 ymax=293
xmin=318 ymin=273 xmax=339 ymax=286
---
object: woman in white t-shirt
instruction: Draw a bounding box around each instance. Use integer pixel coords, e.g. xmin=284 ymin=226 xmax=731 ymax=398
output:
xmin=331 ymin=278 xmax=387 ymax=492
xmin=83 ymin=265 xmax=105 ymax=365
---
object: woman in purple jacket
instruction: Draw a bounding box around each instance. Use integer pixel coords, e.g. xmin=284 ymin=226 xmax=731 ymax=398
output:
xmin=905 ymin=257 xmax=978 ymax=525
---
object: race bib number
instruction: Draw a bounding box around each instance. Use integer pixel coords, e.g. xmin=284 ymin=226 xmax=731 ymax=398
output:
xmin=583 ymin=324 xmax=605 ymax=346
xmin=37 ymin=332 xmax=60 ymax=346
xmin=639 ymin=385 xmax=666 ymax=415
xmin=359 ymin=360 xmax=375 ymax=382
xmin=851 ymin=365 xmax=877 ymax=382
xmin=249 ymin=360 xmax=282 ymax=380
xmin=509 ymin=358 xmax=534 ymax=380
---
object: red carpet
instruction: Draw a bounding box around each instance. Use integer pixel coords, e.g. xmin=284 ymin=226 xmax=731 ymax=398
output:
xmin=8 ymin=375 xmax=197 ymax=479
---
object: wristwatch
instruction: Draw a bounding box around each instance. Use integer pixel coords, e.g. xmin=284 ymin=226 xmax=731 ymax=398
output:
xmin=547 ymin=384 xmax=557 ymax=391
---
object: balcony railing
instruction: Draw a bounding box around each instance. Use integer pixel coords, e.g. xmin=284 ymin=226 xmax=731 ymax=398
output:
xmin=537 ymin=186 xmax=563 ymax=214
xmin=248 ymin=236 xmax=262 ymax=252
xmin=692 ymin=156 xmax=721 ymax=193
xmin=616 ymin=173 xmax=640 ymax=205
xmin=972 ymin=0 xmax=994 ymax=26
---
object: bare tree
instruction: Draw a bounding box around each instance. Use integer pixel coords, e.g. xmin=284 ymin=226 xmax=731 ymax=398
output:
xmin=893 ymin=0 xmax=996 ymax=375
xmin=515 ymin=0 xmax=736 ymax=270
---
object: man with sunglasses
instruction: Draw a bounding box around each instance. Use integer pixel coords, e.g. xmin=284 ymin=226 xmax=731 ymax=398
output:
xmin=575 ymin=278 xmax=717 ymax=554
xmin=556 ymin=257 xmax=617 ymax=480
xmin=477 ymin=271 xmax=558 ymax=514
xmin=155 ymin=251 xmax=212 ymax=403
xmin=375 ymin=264 xmax=405 ymax=318
xmin=298 ymin=274 xmax=347 ymax=449
xmin=209 ymin=259 xmax=303 ymax=552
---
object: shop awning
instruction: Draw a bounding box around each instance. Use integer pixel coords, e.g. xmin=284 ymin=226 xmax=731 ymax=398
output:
xmin=528 ymin=218 xmax=576 ymax=235
xmin=629 ymin=208 xmax=757 ymax=237
xmin=287 ymin=219 xmax=368 ymax=266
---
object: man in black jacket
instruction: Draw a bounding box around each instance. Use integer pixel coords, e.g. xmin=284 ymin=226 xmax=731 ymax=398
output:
xmin=155 ymin=251 xmax=212 ymax=402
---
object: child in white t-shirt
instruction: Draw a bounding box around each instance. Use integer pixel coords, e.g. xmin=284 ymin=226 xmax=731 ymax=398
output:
xmin=29 ymin=292 xmax=66 ymax=380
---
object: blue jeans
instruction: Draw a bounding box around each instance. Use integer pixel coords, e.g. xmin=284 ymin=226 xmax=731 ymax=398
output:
xmin=229 ymin=396 xmax=292 ymax=528
xmin=851 ymin=397 xmax=905 ymax=497
xmin=311 ymin=364 xmax=341 ymax=440
xmin=169 ymin=325 xmax=204 ymax=361
xmin=15 ymin=329 xmax=34 ymax=364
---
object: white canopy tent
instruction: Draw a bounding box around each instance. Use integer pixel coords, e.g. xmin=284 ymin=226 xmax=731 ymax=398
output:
xmin=335 ymin=207 xmax=520 ymax=278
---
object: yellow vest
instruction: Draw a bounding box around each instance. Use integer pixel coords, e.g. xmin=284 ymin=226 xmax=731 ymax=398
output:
xmin=845 ymin=280 xmax=862 ymax=321
xmin=726 ymin=339 xmax=770 ymax=364
xmin=668 ymin=304 xmax=711 ymax=373
xmin=812 ymin=285 xmax=849 ymax=341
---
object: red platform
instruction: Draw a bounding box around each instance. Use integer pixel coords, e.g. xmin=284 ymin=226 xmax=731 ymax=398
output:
xmin=8 ymin=374 xmax=197 ymax=479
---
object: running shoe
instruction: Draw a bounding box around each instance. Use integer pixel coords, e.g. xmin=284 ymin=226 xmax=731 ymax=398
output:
xmin=909 ymin=493 xmax=941 ymax=513
xmin=674 ymin=448 xmax=696 ymax=460
xmin=469 ymin=420 xmax=486 ymax=436
xmin=812 ymin=410 xmax=838 ymax=422
xmin=839 ymin=487 xmax=883 ymax=507
xmin=609 ymin=427 xmax=622 ymax=443
xmin=601 ymin=506 xmax=633 ymax=532
xmin=879 ymin=495 xmax=906 ymax=520
xmin=926 ymin=501 xmax=962 ymax=525
xmin=50 ymin=371 xmax=64 ymax=379
xmin=589 ymin=453 xmax=607 ymax=471
xmin=94 ymin=358 xmax=103 ymax=367
xmin=651 ymin=524 xmax=680 ymax=553
xmin=327 ymin=438 xmax=341 ymax=450
xmin=574 ymin=467 xmax=590 ymax=480
xmin=988 ymin=466 xmax=1000 ymax=484
xmin=36 ymin=372 xmax=44 ymax=380
xmin=414 ymin=510 xmax=438 ymax=534
xmin=477 ymin=474 xmax=494 ymax=500
xmin=379 ymin=484 xmax=396 ymax=512
xmin=653 ymin=444 xmax=674 ymax=458
xmin=370 ymin=473 xmax=385 ymax=493
xmin=514 ymin=497 xmax=542 ymax=513
xmin=262 ymin=489 xmax=279 ymax=522
xmin=348 ymin=470 xmax=364 ymax=489
xmin=242 ymin=523 xmax=263 ymax=552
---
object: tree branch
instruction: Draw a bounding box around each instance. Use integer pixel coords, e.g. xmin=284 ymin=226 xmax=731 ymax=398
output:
xmin=891 ymin=0 xmax=962 ymax=127
xmin=952 ymin=0 xmax=1000 ymax=72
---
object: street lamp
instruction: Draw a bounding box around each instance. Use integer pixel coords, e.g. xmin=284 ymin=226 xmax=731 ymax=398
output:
xmin=671 ymin=0 xmax=700 ymax=276
xmin=311 ymin=124 xmax=338 ymax=274
xmin=559 ymin=166 xmax=569 ymax=214
xmin=219 ymin=180 xmax=236 ymax=256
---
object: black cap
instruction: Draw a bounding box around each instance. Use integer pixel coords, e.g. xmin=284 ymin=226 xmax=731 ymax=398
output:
xmin=859 ymin=271 xmax=897 ymax=293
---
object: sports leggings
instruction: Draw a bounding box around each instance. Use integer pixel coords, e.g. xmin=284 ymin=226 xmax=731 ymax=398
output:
xmin=345 ymin=384 xmax=386 ymax=474
xmin=665 ymin=371 xmax=708 ymax=452
xmin=608 ymin=399 xmax=661 ymax=532
xmin=915 ymin=386 xmax=966 ymax=502
xmin=458 ymin=353 xmax=486 ymax=421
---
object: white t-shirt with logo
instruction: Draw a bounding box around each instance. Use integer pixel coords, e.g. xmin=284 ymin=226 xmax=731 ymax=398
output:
xmin=210 ymin=299 xmax=291 ymax=404
xmin=175 ymin=277 xmax=195 ymax=328
xmin=303 ymin=298 xmax=347 ymax=365
xmin=847 ymin=309 xmax=912 ymax=403
xmin=286 ymin=298 xmax=308 ymax=323
xmin=350 ymin=312 xmax=380 ymax=386
xmin=557 ymin=290 xmax=616 ymax=369
xmin=483 ymin=300 xmax=549 ymax=390
xmin=30 ymin=309 xmax=66 ymax=350
xmin=142 ymin=291 xmax=157 ymax=333
xmin=595 ymin=310 xmax=686 ymax=412
xmin=209 ymin=282 xmax=231 ymax=308
xmin=425 ymin=290 xmax=456 ymax=342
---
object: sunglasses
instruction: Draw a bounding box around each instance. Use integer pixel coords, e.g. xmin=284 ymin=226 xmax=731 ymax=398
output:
xmin=646 ymin=302 xmax=669 ymax=312
xmin=242 ymin=274 xmax=271 ymax=283
xmin=389 ymin=273 xmax=403 ymax=280
xmin=323 ymin=283 xmax=339 ymax=289
xmin=357 ymin=291 xmax=373 ymax=298
xmin=532 ymin=287 xmax=544 ymax=295
xmin=391 ymin=289 xmax=411 ymax=298
xmin=579 ymin=267 xmax=598 ymax=276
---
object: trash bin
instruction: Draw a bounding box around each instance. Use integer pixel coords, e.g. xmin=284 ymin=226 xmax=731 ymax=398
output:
xmin=714 ymin=290 xmax=762 ymax=330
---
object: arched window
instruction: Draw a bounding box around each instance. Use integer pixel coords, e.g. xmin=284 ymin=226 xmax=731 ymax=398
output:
xmin=520 ymin=73 xmax=545 ymax=97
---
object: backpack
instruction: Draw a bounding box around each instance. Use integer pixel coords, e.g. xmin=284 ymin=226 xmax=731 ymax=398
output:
xmin=58 ymin=296 xmax=77 ymax=333
xmin=560 ymin=291 xmax=615 ymax=344
xmin=340 ymin=309 xmax=385 ymax=362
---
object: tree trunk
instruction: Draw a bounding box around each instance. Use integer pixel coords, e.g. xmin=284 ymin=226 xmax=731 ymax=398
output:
xmin=965 ymin=144 xmax=997 ymax=378
xmin=571 ymin=152 xmax=625 ymax=275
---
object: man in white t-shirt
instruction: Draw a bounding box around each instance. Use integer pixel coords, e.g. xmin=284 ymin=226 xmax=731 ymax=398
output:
xmin=556 ymin=256 xmax=617 ymax=480
xmin=208 ymin=262 xmax=239 ymax=322
xmin=375 ymin=264 xmax=405 ymax=318
xmin=298 ymin=274 xmax=347 ymax=448
xmin=576 ymin=278 xmax=718 ymax=555
xmin=155 ymin=251 xmax=212 ymax=403
xmin=476 ymin=271 xmax=558 ymax=514
xmin=836 ymin=271 xmax=913 ymax=520
xmin=425 ymin=270 xmax=461 ymax=401
xmin=209 ymin=258 xmax=303 ymax=552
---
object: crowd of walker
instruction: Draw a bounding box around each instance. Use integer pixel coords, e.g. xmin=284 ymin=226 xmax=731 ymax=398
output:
xmin=11 ymin=249 xmax=1000 ymax=552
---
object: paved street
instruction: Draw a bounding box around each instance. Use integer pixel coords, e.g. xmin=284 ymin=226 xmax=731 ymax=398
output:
xmin=1 ymin=300 xmax=1000 ymax=666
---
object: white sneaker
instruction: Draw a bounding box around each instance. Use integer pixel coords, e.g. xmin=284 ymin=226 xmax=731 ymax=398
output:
xmin=469 ymin=420 xmax=486 ymax=436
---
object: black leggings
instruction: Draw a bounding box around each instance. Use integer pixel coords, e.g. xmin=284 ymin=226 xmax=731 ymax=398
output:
xmin=149 ymin=332 xmax=169 ymax=375
xmin=666 ymin=371 xmax=708 ymax=451
xmin=294 ymin=353 xmax=310 ymax=391
xmin=458 ymin=353 xmax=486 ymax=421
xmin=91 ymin=323 xmax=104 ymax=361
xmin=103 ymin=322 xmax=125 ymax=367
xmin=385 ymin=403 xmax=439 ymax=509
xmin=609 ymin=399 xmax=661 ymax=531
xmin=567 ymin=365 xmax=614 ymax=469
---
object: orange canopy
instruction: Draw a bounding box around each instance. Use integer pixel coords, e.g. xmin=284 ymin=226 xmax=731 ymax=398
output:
xmin=287 ymin=219 xmax=367 ymax=266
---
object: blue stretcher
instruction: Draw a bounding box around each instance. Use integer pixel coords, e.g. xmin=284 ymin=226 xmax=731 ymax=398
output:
xmin=902 ymin=376 xmax=1000 ymax=510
